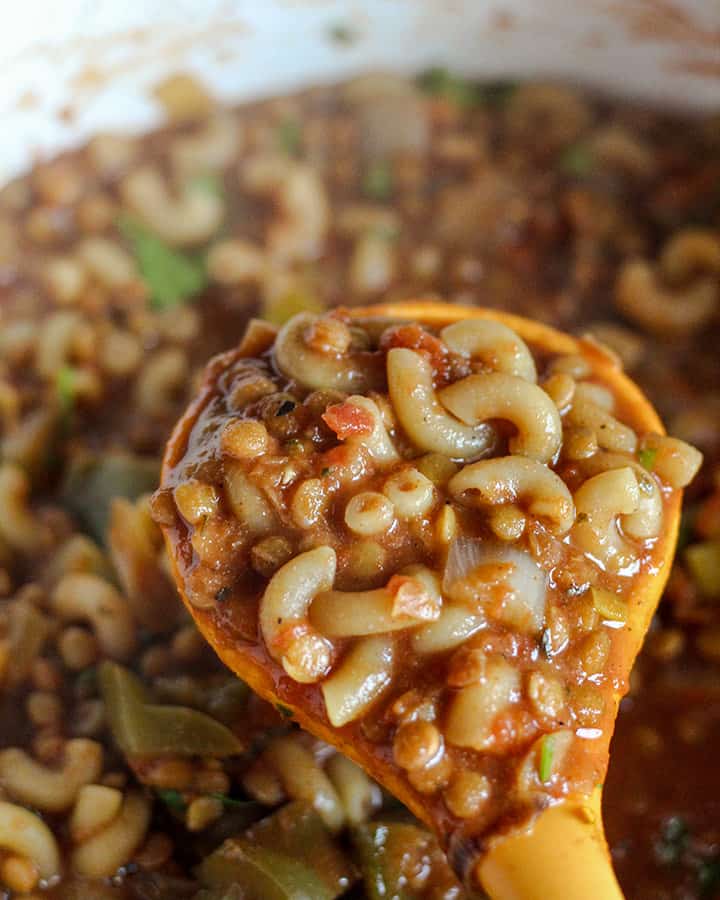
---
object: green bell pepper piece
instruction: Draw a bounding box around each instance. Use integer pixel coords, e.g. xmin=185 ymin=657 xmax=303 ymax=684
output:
xmin=61 ymin=451 xmax=159 ymax=544
xmin=246 ymin=802 xmax=356 ymax=896
xmin=199 ymin=840 xmax=333 ymax=900
xmin=352 ymin=820 xmax=434 ymax=900
xmin=198 ymin=802 xmax=356 ymax=900
xmin=99 ymin=662 xmax=242 ymax=757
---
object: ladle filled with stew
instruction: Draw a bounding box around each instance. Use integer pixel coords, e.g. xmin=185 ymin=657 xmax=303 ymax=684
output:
xmin=154 ymin=300 xmax=702 ymax=897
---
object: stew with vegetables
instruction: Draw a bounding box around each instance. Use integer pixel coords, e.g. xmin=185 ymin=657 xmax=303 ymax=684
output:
xmin=156 ymin=305 xmax=699 ymax=870
xmin=0 ymin=67 xmax=718 ymax=898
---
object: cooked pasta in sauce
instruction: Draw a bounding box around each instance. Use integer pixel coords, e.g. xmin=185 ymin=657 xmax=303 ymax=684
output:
xmin=155 ymin=307 xmax=699 ymax=864
xmin=0 ymin=68 xmax=717 ymax=898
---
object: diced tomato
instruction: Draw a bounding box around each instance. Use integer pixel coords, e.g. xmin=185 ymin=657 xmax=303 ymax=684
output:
xmin=322 ymin=401 xmax=375 ymax=440
xmin=387 ymin=574 xmax=441 ymax=621
xmin=380 ymin=324 xmax=452 ymax=383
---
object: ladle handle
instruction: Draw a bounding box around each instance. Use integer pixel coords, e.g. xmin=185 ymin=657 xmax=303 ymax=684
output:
xmin=478 ymin=788 xmax=624 ymax=900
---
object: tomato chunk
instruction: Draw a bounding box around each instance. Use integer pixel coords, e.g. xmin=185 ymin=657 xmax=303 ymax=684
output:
xmin=380 ymin=324 xmax=453 ymax=383
xmin=387 ymin=575 xmax=441 ymax=621
xmin=322 ymin=401 xmax=375 ymax=440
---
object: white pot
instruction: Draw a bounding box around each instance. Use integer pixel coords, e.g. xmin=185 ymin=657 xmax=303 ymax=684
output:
xmin=0 ymin=0 xmax=718 ymax=181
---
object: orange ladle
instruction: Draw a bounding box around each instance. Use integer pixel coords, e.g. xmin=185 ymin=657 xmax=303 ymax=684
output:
xmin=157 ymin=301 xmax=686 ymax=900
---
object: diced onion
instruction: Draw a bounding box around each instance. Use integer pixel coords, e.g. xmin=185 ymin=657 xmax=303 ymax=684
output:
xmin=443 ymin=537 xmax=547 ymax=634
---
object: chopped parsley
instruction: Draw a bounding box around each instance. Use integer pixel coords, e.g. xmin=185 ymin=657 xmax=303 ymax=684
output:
xmin=277 ymin=118 xmax=302 ymax=156
xmin=370 ymin=222 xmax=400 ymax=241
xmin=210 ymin=793 xmax=257 ymax=810
xmin=157 ymin=789 xmax=187 ymax=811
xmin=56 ymin=364 xmax=77 ymax=428
xmin=417 ymin=67 xmax=481 ymax=109
xmin=362 ymin=161 xmax=393 ymax=201
xmin=321 ymin=467 xmax=332 ymax=477
xmin=276 ymin=703 xmax=294 ymax=719
xmin=118 ymin=215 xmax=207 ymax=311
xmin=190 ymin=172 xmax=225 ymax=198
xmin=560 ymin=143 xmax=595 ymax=178
xmin=637 ymin=447 xmax=658 ymax=472
xmin=538 ymin=733 xmax=555 ymax=783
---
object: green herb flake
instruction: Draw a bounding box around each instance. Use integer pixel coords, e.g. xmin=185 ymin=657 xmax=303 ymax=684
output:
xmin=276 ymin=703 xmax=294 ymax=719
xmin=210 ymin=793 xmax=256 ymax=810
xmin=654 ymin=815 xmax=689 ymax=866
xmin=370 ymin=222 xmax=400 ymax=242
xmin=328 ymin=23 xmax=357 ymax=45
xmin=56 ymin=365 xmax=77 ymax=426
xmin=637 ymin=447 xmax=658 ymax=472
xmin=321 ymin=467 xmax=332 ymax=477
xmin=118 ymin=215 xmax=207 ymax=311
xmin=362 ymin=161 xmax=393 ymax=201
xmin=157 ymin=789 xmax=187 ymax=811
xmin=277 ymin=118 xmax=302 ymax=157
xmin=417 ymin=67 xmax=480 ymax=109
xmin=190 ymin=172 xmax=225 ymax=198
xmin=560 ymin=143 xmax=595 ymax=178
xmin=538 ymin=734 xmax=555 ymax=783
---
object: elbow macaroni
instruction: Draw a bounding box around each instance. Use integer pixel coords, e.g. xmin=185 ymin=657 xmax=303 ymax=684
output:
xmin=572 ymin=467 xmax=641 ymax=571
xmin=0 ymin=739 xmax=103 ymax=813
xmin=440 ymin=319 xmax=537 ymax=382
xmin=311 ymin=566 xmax=441 ymax=637
xmin=120 ymin=165 xmax=224 ymax=247
xmin=0 ymin=801 xmax=61 ymax=882
xmin=0 ymin=463 xmax=51 ymax=552
xmin=275 ymin=313 xmax=385 ymax=393
xmin=263 ymin=734 xmax=345 ymax=832
xmin=439 ymin=372 xmax=562 ymax=463
xmin=259 ymin=546 xmax=336 ymax=683
xmin=52 ymin=573 xmax=136 ymax=660
xmin=321 ymin=634 xmax=395 ymax=727
xmin=71 ymin=790 xmax=151 ymax=878
xmin=387 ymin=348 xmax=496 ymax=460
xmin=449 ymin=456 xmax=575 ymax=534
